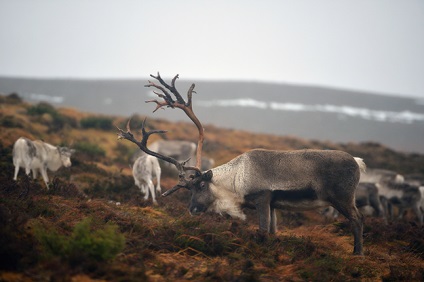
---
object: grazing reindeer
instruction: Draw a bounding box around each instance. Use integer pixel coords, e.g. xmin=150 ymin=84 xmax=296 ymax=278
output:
xmin=13 ymin=137 xmax=75 ymax=188
xmin=117 ymin=73 xmax=365 ymax=255
xmin=132 ymin=153 xmax=162 ymax=204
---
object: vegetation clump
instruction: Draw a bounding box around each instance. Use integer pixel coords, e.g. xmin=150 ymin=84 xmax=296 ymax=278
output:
xmin=1 ymin=94 xmax=424 ymax=281
xmin=27 ymin=102 xmax=77 ymax=131
xmin=73 ymin=141 xmax=106 ymax=158
xmin=80 ymin=116 xmax=114 ymax=130
xmin=35 ymin=217 xmax=125 ymax=263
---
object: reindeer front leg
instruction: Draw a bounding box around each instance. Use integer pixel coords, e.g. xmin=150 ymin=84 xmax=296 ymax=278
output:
xmin=40 ymin=167 xmax=50 ymax=189
xmin=253 ymin=191 xmax=273 ymax=233
xmin=270 ymin=207 xmax=278 ymax=234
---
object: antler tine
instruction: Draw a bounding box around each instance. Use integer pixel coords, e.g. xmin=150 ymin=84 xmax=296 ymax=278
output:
xmin=186 ymin=83 xmax=196 ymax=108
xmin=162 ymin=184 xmax=185 ymax=197
xmin=145 ymin=74 xmax=204 ymax=170
xmin=125 ymin=118 xmax=132 ymax=132
xmin=145 ymin=99 xmax=169 ymax=113
xmin=117 ymin=118 xmax=184 ymax=171
xmin=150 ymin=72 xmax=186 ymax=105
xmin=145 ymin=80 xmax=175 ymax=108
xmin=117 ymin=118 xmax=193 ymax=196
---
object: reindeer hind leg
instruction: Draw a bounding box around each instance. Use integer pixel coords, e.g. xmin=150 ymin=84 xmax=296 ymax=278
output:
xmin=332 ymin=201 xmax=364 ymax=255
xmin=13 ymin=164 xmax=20 ymax=181
xmin=147 ymin=180 xmax=157 ymax=205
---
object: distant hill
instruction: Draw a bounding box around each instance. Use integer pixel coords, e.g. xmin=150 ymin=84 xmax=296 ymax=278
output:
xmin=1 ymin=77 xmax=424 ymax=153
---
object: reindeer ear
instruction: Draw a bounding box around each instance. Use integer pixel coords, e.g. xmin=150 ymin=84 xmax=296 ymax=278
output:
xmin=203 ymin=170 xmax=213 ymax=181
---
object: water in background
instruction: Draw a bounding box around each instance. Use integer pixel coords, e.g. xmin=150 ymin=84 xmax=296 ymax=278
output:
xmin=1 ymin=77 xmax=424 ymax=153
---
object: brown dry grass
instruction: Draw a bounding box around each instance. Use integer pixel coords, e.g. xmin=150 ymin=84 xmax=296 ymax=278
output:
xmin=1 ymin=94 xmax=424 ymax=281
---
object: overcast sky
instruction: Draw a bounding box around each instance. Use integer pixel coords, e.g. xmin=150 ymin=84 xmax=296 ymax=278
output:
xmin=1 ymin=0 xmax=423 ymax=98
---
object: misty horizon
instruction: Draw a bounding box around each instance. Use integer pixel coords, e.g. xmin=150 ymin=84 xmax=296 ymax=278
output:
xmin=1 ymin=77 xmax=423 ymax=154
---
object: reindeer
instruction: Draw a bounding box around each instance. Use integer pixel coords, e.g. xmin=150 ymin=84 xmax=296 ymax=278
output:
xmin=132 ymin=153 xmax=162 ymax=204
xmin=117 ymin=73 xmax=365 ymax=255
xmin=383 ymin=181 xmax=423 ymax=225
xmin=13 ymin=137 xmax=75 ymax=188
xmin=360 ymin=168 xmax=407 ymax=222
xmin=322 ymin=182 xmax=384 ymax=220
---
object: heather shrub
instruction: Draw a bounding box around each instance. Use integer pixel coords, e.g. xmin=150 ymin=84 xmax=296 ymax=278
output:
xmin=73 ymin=141 xmax=105 ymax=158
xmin=35 ymin=217 xmax=125 ymax=263
xmin=80 ymin=116 xmax=113 ymax=130
xmin=26 ymin=102 xmax=77 ymax=131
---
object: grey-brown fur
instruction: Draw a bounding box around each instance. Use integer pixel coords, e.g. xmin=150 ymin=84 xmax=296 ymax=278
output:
xmin=356 ymin=182 xmax=384 ymax=217
xmin=187 ymin=149 xmax=365 ymax=255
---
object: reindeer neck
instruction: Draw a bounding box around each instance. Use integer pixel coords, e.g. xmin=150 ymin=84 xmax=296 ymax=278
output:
xmin=43 ymin=143 xmax=63 ymax=171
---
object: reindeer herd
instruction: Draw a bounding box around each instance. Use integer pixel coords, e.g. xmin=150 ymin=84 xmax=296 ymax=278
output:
xmin=12 ymin=73 xmax=424 ymax=256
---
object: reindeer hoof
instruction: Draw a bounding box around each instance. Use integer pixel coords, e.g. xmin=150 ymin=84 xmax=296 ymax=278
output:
xmin=254 ymin=229 xmax=270 ymax=243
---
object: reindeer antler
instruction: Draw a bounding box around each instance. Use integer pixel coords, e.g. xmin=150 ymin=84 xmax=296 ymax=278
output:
xmin=144 ymin=72 xmax=204 ymax=170
xmin=118 ymin=73 xmax=205 ymax=196
xmin=117 ymin=118 xmax=201 ymax=192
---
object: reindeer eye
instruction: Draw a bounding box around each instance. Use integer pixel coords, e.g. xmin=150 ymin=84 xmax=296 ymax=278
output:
xmin=200 ymin=181 xmax=206 ymax=189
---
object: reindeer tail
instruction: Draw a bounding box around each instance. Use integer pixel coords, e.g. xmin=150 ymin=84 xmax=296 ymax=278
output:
xmin=354 ymin=157 xmax=366 ymax=173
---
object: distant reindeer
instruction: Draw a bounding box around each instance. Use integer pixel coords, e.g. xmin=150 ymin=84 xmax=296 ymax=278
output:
xmin=360 ymin=169 xmax=424 ymax=225
xmin=323 ymin=182 xmax=384 ymax=220
xmin=131 ymin=139 xmax=214 ymax=172
xmin=132 ymin=140 xmax=195 ymax=163
xmin=117 ymin=73 xmax=365 ymax=255
xmin=382 ymin=181 xmax=423 ymax=225
xmin=132 ymin=153 xmax=161 ymax=205
xmin=13 ymin=137 xmax=75 ymax=188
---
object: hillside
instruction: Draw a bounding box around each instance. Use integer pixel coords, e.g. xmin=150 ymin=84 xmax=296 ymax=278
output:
xmin=1 ymin=93 xmax=424 ymax=281
xmin=1 ymin=77 xmax=424 ymax=154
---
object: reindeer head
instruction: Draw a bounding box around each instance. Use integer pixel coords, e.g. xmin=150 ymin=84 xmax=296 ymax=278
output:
xmin=117 ymin=73 xmax=212 ymax=205
xmin=58 ymin=147 xmax=75 ymax=168
xmin=185 ymin=170 xmax=215 ymax=215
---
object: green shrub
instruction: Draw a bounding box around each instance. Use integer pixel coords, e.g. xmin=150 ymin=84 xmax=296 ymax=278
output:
xmin=27 ymin=102 xmax=58 ymax=116
xmin=8 ymin=93 xmax=22 ymax=102
xmin=26 ymin=102 xmax=77 ymax=131
xmin=68 ymin=218 xmax=125 ymax=262
xmin=73 ymin=141 xmax=105 ymax=158
xmin=1 ymin=92 xmax=23 ymax=104
xmin=35 ymin=217 xmax=125 ymax=263
xmin=80 ymin=116 xmax=114 ymax=130
xmin=113 ymin=142 xmax=134 ymax=164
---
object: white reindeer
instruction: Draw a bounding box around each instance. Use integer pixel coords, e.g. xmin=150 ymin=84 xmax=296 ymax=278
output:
xmin=13 ymin=137 xmax=75 ymax=188
xmin=132 ymin=153 xmax=161 ymax=205
xmin=117 ymin=73 xmax=365 ymax=255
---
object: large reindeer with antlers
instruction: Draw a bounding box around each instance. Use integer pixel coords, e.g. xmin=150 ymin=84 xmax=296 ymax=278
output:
xmin=117 ymin=73 xmax=365 ymax=255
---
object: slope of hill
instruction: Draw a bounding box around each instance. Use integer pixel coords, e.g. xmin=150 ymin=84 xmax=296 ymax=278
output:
xmin=1 ymin=77 xmax=424 ymax=154
xmin=1 ymin=93 xmax=424 ymax=281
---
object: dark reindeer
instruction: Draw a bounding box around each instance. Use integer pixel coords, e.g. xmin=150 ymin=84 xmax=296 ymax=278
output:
xmin=117 ymin=73 xmax=365 ymax=255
